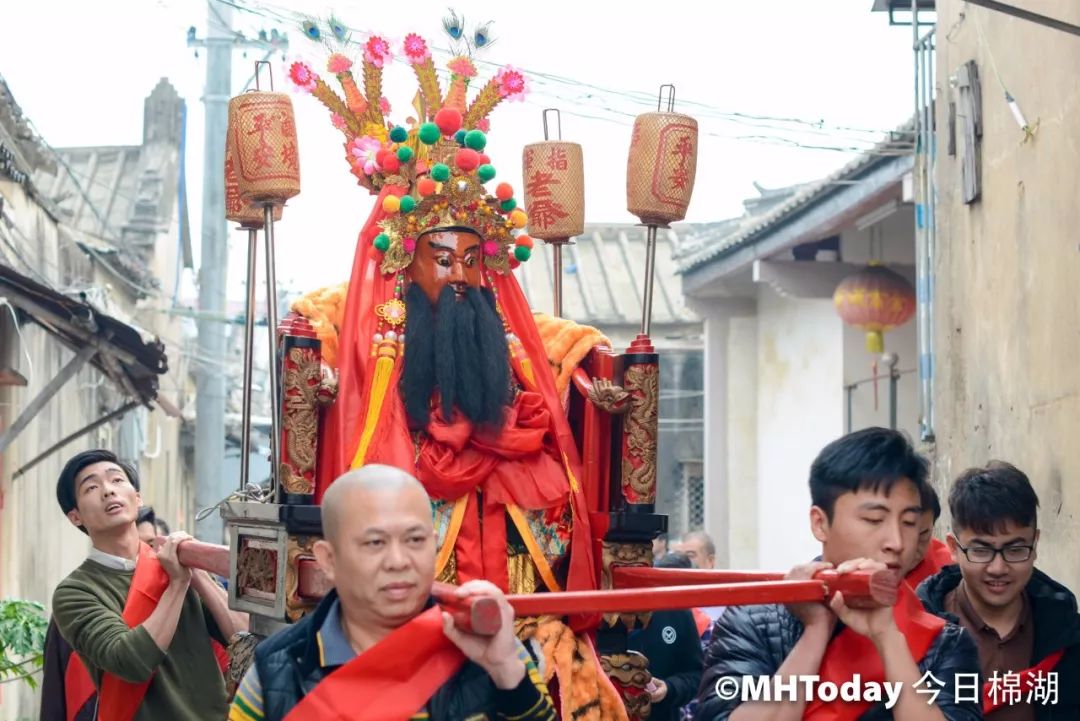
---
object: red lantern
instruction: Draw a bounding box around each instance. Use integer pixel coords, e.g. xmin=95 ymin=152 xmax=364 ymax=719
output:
xmin=833 ymin=263 xmax=915 ymax=353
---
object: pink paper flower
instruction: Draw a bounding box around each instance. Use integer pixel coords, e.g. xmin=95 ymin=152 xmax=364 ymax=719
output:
xmin=447 ymin=57 xmax=477 ymax=78
xmin=495 ymin=66 xmax=527 ymax=99
xmin=348 ymin=136 xmax=383 ymax=175
xmin=288 ymin=61 xmax=318 ymax=93
xmin=330 ymin=113 xmax=347 ymax=130
xmin=380 ymin=96 xmax=391 ymax=114
xmin=402 ymin=34 xmax=430 ymax=64
xmin=327 ymin=53 xmax=353 ymax=74
xmin=476 ymin=118 xmax=491 ymax=132
xmin=364 ymin=36 xmax=392 ymax=68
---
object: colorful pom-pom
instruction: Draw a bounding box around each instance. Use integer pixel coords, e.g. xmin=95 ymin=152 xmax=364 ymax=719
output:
xmin=376 ymin=148 xmax=392 ymax=167
xmin=397 ymin=145 xmax=414 ymax=163
xmin=514 ymin=245 xmax=531 ymax=262
xmin=495 ymin=183 xmax=514 ymax=201
xmin=417 ymin=177 xmax=437 ymax=196
xmin=510 ymin=209 xmax=528 ymax=228
xmin=477 ymin=153 xmax=491 ymax=165
xmin=434 ymin=108 xmax=463 ymax=136
xmin=477 ymin=164 xmax=496 ymax=182
xmin=399 ymin=195 xmax=416 ymax=213
xmin=455 ymin=148 xmax=480 ymax=171
xmin=500 ymin=198 xmax=517 ymax=212
xmin=482 ymin=240 xmax=499 ymax=256
xmin=382 ymin=154 xmax=401 ymax=173
xmin=431 ymin=163 xmax=451 ymax=182
xmin=464 ymin=129 xmax=487 ymax=151
xmin=454 ymin=129 xmax=467 ymax=146
xmin=418 ymin=122 xmax=441 ymax=145
xmin=515 ymin=234 xmax=534 ymax=249
xmin=403 ymin=237 xmax=417 ymax=253
xmin=389 ymin=126 xmax=408 ymax=143
xmin=382 ymin=195 xmax=401 ymax=213
xmin=374 ymin=233 xmax=391 ymax=251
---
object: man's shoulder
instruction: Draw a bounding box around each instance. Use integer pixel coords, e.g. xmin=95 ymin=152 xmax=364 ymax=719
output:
xmin=922 ymin=618 xmax=980 ymax=674
xmin=52 ymin=560 xmax=114 ymax=605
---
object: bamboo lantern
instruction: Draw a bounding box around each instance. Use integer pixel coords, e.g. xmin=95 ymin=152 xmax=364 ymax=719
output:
xmin=228 ymin=90 xmax=302 ymax=205
xmin=833 ymin=262 xmax=916 ymax=353
xmin=626 ymin=86 xmax=698 ymax=226
xmin=522 ymin=139 xmax=585 ymax=240
xmin=225 ymin=130 xmax=282 ymax=228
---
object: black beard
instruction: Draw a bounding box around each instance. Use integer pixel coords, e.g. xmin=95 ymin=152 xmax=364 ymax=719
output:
xmin=400 ymin=283 xmax=512 ymax=432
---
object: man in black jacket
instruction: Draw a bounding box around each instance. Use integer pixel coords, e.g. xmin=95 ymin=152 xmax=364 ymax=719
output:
xmin=916 ymin=461 xmax=1080 ymax=720
xmin=228 ymin=464 xmax=555 ymax=721
xmin=629 ymin=551 xmax=704 ymax=721
xmin=695 ymin=427 xmax=981 ymax=721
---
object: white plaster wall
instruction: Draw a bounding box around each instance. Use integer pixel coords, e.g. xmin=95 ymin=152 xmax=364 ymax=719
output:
xmin=726 ymin=315 xmax=759 ymax=568
xmin=755 ymin=285 xmax=845 ymax=569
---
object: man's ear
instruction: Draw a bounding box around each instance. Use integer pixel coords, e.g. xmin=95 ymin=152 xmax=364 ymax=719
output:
xmin=945 ymin=533 xmax=960 ymax=563
xmin=312 ymin=539 xmax=336 ymax=585
xmin=809 ymin=506 xmax=829 ymax=544
xmin=66 ymin=509 xmax=83 ymax=529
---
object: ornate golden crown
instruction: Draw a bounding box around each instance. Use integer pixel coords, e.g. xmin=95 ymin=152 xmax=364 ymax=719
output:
xmin=287 ymin=18 xmax=534 ymax=275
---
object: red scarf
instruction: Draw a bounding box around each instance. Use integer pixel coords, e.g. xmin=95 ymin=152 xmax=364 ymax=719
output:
xmin=982 ymin=649 xmax=1064 ymax=714
xmin=94 ymin=542 xmax=171 ymax=721
xmin=905 ymin=539 xmax=954 ymax=590
xmin=283 ymin=606 xmax=465 ymax=721
xmin=803 ymin=583 xmax=946 ymax=721
xmin=64 ymin=654 xmax=97 ymax=721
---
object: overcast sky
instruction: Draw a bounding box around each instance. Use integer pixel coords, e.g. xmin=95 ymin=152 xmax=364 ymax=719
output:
xmin=1 ymin=0 xmax=918 ymax=300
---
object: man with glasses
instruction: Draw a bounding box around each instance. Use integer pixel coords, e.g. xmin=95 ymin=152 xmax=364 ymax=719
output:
xmin=917 ymin=461 xmax=1080 ymax=719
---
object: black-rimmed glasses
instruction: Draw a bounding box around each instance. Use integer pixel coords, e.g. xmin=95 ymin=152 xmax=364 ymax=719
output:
xmin=955 ymin=541 xmax=1034 ymax=563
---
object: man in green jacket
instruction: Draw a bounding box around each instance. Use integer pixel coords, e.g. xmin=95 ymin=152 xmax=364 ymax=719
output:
xmin=51 ymin=449 xmax=248 ymax=720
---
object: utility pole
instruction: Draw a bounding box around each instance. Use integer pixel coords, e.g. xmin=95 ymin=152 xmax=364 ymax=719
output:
xmin=188 ymin=0 xmax=287 ymax=543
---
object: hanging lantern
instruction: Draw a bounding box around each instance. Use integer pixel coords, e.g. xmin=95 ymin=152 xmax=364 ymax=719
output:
xmin=833 ymin=262 xmax=915 ymax=353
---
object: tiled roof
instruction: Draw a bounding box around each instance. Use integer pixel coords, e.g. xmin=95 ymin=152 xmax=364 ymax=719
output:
xmin=673 ymin=120 xmax=915 ymax=273
xmin=513 ymin=223 xmax=699 ymax=330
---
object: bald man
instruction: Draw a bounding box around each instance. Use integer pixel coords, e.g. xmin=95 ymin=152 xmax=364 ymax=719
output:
xmin=228 ymin=465 xmax=556 ymax=721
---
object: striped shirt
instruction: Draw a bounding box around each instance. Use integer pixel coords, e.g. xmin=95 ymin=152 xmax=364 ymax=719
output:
xmin=229 ymin=599 xmax=554 ymax=721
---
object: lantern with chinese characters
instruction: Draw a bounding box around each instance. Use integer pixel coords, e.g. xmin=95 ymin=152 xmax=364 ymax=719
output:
xmin=522 ymin=110 xmax=585 ymax=240
xmin=626 ymin=85 xmax=698 ymax=227
xmin=225 ymin=130 xmax=282 ymax=229
xmin=833 ymin=262 xmax=916 ymax=353
xmin=228 ymin=90 xmax=301 ymax=205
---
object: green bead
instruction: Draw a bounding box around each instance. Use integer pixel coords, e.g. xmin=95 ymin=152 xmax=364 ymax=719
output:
xmin=389 ymin=126 xmax=408 ymax=143
xmin=514 ymin=245 xmax=531 ymax=262
xmin=431 ymin=163 xmax=451 ymax=182
xmin=477 ymin=164 xmax=496 ymax=182
xmin=418 ymin=122 xmax=441 ymax=145
xmin=500 ymin=198 xmax=517 ymax=212
xmin=374 ymin=233 xmax=390 ymax=251
xmin=397 ymin=145 xmax=414 ymax=163
xmin=464 ymin=129 xmax=487 ymax=151
xmin=399 ymin=195 xmax=416 ymax=213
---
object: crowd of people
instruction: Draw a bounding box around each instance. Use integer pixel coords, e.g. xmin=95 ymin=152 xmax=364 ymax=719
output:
xmin=38 ymin=428 xmax=1080 ymax=720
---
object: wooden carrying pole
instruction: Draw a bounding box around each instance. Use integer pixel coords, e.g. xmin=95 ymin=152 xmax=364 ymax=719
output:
xmin=174 ymin=539 xmax=897 ymax=635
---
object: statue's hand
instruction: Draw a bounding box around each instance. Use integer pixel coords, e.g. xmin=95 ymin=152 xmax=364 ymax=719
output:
xmin=316 ymin=363 xmax=339 ymax=406
xmin=588 ymin=378 xmax=631 ymax=415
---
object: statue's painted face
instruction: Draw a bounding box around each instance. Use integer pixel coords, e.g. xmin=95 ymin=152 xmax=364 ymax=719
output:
xmin=408 ymin=229 xmax=483 ymax=305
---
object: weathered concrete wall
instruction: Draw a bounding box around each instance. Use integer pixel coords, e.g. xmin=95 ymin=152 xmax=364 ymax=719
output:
xmin=933 ymin=0 xmax=1080 ymax=589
